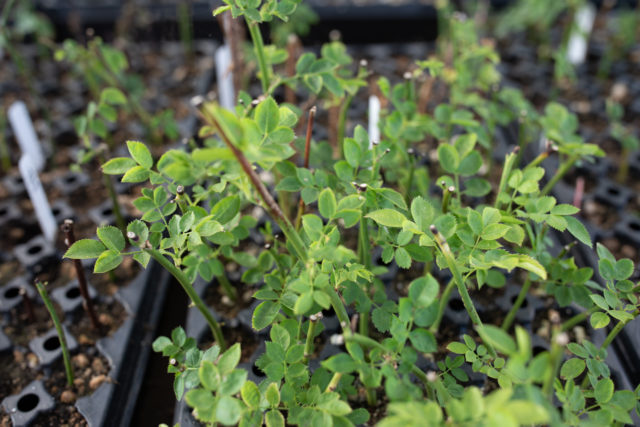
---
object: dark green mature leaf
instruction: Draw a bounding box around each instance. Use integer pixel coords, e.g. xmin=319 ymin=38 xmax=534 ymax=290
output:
xmin=211 ymin=195 xmax=240 ymax=224
xmin=409 ymin=329 xmax=437 ymax=353
xmin=395 ymin=247 xmax=411 ymax=269
xmin=216 ymin=395 xmax=243 ymax=425
xmin=253 ymin=301 xmax=280 ymax=330
xmin=566 ymin=216 xmax=592 ymax=248
xmin=408 ymin=275 xmax=439 ymax=308
xmin=64 ymin=239 xmax=106 ymax=259
xmin=322 ymin=353 xmax=356 ymax=373
xmin=595 ymin=378 xmax=614 ymax=404
xmin=97 ymin=226 xmax=125 ymax=251
xmin=590 ymin=312 xmax=609 ymax=329
xmin=560 ymin=358 xmax=586 ymax=380
xmin=199 ymin=361 xmax=221 ymax=391
xmin=265 ymin=410 xmax=284 ymax=427
xmin=218 ymin=343 xmax=241 ymax=374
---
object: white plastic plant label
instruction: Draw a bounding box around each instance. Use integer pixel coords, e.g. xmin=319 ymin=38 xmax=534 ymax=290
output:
xmin=19 ymin=154 xmax=57 ymax=242
xmin=216 ymin=44 xmax=235 ymax=111
xmin=567 ymin=4 xmax=596 ymax=65
xmin=368 ymin=95 xmax=381 ymax=149
xmin=8 ymin=101 xmax=46 ymax=171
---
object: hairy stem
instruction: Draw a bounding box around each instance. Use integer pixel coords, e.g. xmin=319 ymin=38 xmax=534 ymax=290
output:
xmin=541 ymin=155 xmax=578 ymax=196
xmin=494 ymin=147 xmax=519 ymax=209
xmin=303 ymin=314 xmax=320 ymax=363
xmin=358 ymin=217 xmax=372 ymax=337
xmin=561 ymin=306 xmax=598 ymax=332
xmin=295 ymin=107 xmax=316 ymax=229
xmin=36 ymin=281 xmax=74 ymax=386
xmin=145 ymin=248 xmax=226 ymax=350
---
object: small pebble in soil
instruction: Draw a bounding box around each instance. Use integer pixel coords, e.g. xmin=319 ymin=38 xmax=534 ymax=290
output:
xmin=73 ymin=378 xmax=85 ymax=394
xmin=13 ymin=350 xmax=24 ymax=364
xmin=74 ymin=354 xmax=89 ymax=369
xmin=91 ymin=358 xmax=104 ymax=373
xmin=611 ymin=82 xmax=628 ymax=102
xmin=89 ymin=374 xmax=108 ymax=390
xmin=98 ymin=313 xmax=113 ymax=326
xmin=27 ymin=353 xmax=38 ymax=368
xmin=78 ymin=334 xmax=94 ymax=346
xmin=221 ymin=295 xmax=232 ymax=306
xmin=60 ymin=390 xmax=76 ymax=404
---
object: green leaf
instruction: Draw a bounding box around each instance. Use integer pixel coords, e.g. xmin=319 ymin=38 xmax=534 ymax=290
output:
xmin=366 ymin=209 xmax=407 ymax=228
xmin=344 ymin=138 xmax=361 ymax=168
xmin=590 ymin=312 xmax=610 ymax=329
xmin=216 ymin=395 xmax=243 ymax=425
xmin=437 ymin=144 xmax=459 ymax=174
xmin=447 ymin=342 xmax=469 ymax=354
xmin=265 ymin=410 xmax=284 ymax=427
xmin=411 ymin=196 xmax=434 ymax=232
xmin=614 ymin=259 xmax=634 ymax=280
xmin=255 ymin=97 xmax=280 ymax=134
xmin=551 ymin=204 xmax=580 ymax=215
xmin=97 ymin=225 xmax=125 ymax=251
xmin=395 ymin=247 xmax=411 ymax=269
xmin=100 ymin=87 xmax=127 ymax=105
xmin=64 ymin=239 xmax=106 ymax=259
xmin=121 ymin=165 xmax=150 ymax=182
xmin=102 ymin=157 xmax=136 ymax=175
xmin=199 ymin=361 xmax=221 ymax=391
xmin=322 ymin=353 xmax=356 ymax=373
xmin=409 ymin=328 xmax=437 ymax=353
xmin=252 ymin=301 xmax=280 ymax=330
xmin=408 ymin=275 xmax=439 ymax=308
xmin=318 ymin=188 xmax=337 ymax=219
xmin=560 ymin=358 xmax=586 ymax=380
xmin=566 ymin=216 xmax=592 ymax=248
xmin=241 ymin=381 xmax=261 ymax=409
xmin=595 ymin=378 xmax=614 ymax=404
xmin=265 ymin=383 xmax=280 ymax=407
xmin=294 ymin=292 xmax=314 ymax=315
xmin=127 ymin=140 xmax=153 ymax=169
xmin=211 ymin=195 xmax=240 ymax=224
xmin=185 ymin=389 xmax=215 ymax=419
xmin=476 ymin=325 xmax=516 ymax=355
xmin=94 ymin=249 xmax=123 ymax=273
xmin=218 ymin=343 xmax=241 ymax=374
xmin=219 ymin=370 xmax=247 ymax=395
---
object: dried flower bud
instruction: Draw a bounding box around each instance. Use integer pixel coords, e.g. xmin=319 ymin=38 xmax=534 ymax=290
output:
xmin=427 ymin=371 xmax=438 ymax=382
xmin=448 ymin=186 xmax=455 ymax=193
xmin=555 ymin=332 xmax=569 ymax=346
xmin=403 ymin=71 xmax=412 ymax=80
xmin=176 ymin=185 xmax=185 ymax=195
xmin=264 ymin=243 xmax=271 ymax=250
xmin=127 ymin=231 xmax=137 ymax=241
xmin=359 ymin=59 xmax=368 ymax=68
xmin=190 ymin=95 xmax=204 ymax=107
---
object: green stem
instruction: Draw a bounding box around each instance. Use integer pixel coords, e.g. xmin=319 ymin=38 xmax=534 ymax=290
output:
xmin=247 ymin=21 xmax=271 ymax=94
xmin=494 ymin=148 xmax=519 ymax=209
xmin=561 ymin=306 xmax=598 ymax=332
xmin=601 ymin=310 xmax=639 ymax=350
xmin=145 ymin=248 xmax=226 ymax=350
xmin=431 ymin=226 xmax=496 ymax=357
xmin=501 ymin=278 xmax=532 ymax=331
xmin=325 ymin=372 xmax=343 ymax=392
xmin=357 ymin=218 xmax=372 ymax=337
xmin=303 ymin=315 xmax=319 ymax=363
xmin=0 ymin=115 xmax=11 ymax=171
xmin=337 ymin=95 xmax=354 ymax=158
xmin=541 ymin=155 xmax=578 ymax=196
xmin=430 ymin=279 xmax=455 ymax=333
xmin=216 ymin=271 xmax=238 ymax=302
xmin=35 ymin=281 xmax=74 ymax=386
xmin=617 ymin=147 xmax=629 ymax=183
xmin=543 ymin=332 xmax=564 ymax=400
xmin=405 ymin=152 xmax=416 ymax=205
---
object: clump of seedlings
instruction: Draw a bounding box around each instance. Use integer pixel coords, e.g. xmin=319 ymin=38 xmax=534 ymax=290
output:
xmin=64 ymin=0 xmax=640 ymax=425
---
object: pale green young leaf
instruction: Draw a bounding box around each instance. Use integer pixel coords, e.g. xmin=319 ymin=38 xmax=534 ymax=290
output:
xmin=318 ymin=188 xmax=337 ymax=219
xmin=366 ymin=209 xmax=407 ymax=228
xmin=97 ymin=225 xmax=125 ymax=251
xmin=127 ymin=140 xmax=153 ymax=169
xmin=218 ymin=343 xmax=241 ymax=375
xmin=255 ymin=97 xmax=280 ymax=134
xmin=94 ymin=249 xmax=123 ymax=273
xmin=102 ymin=157 xmax=137 ymax=174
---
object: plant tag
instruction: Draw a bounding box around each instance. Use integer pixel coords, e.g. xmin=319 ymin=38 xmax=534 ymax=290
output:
xmin=8 ymin=101 xmax=46 ymax=171
xmin=19 ymin=154 xmax=57 ymax=242
xmin=567 ymin=4 xmax=596 ymax=65
xmin=216 ymin=44 xmax=235 ymax=110
xmin=368 ymin=95 xmax=381 ymax=149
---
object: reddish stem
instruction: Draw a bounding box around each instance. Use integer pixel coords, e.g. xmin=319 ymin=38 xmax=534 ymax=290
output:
xmin=296 ymin=107 xmax=316 ymax=228
xmin=573 ymin=176 xmax=585 ymax=208
xmin=20 ymin=287 xmax=36 ymax=323
xmin=61 ymin=219 xmax=101 ymax=331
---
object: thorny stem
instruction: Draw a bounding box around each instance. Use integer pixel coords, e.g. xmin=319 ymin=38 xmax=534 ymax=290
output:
xmin=145 ymin=248 xmax=226 ymax=350
xmin=431 ymin=225 xmax=496 ymax=358
xmin=430 ymin=278 xmax=455 ymax=333
xmin=201 ymin=104 xmax=309 ymax=263
xmin=35 ymin=281 xmax=74 ymax=386
xmin=295 ymin=107 xmax=317 ymax=229
xmin=303 ymin=312 xmax=321 ymax=363
xmin=247 ymin=21 xmax=271 ymax=94
xmin=61 ymin=220 xmax=101 ymax=331
xmin=501 ymin=277 xmax=532 ymax=331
